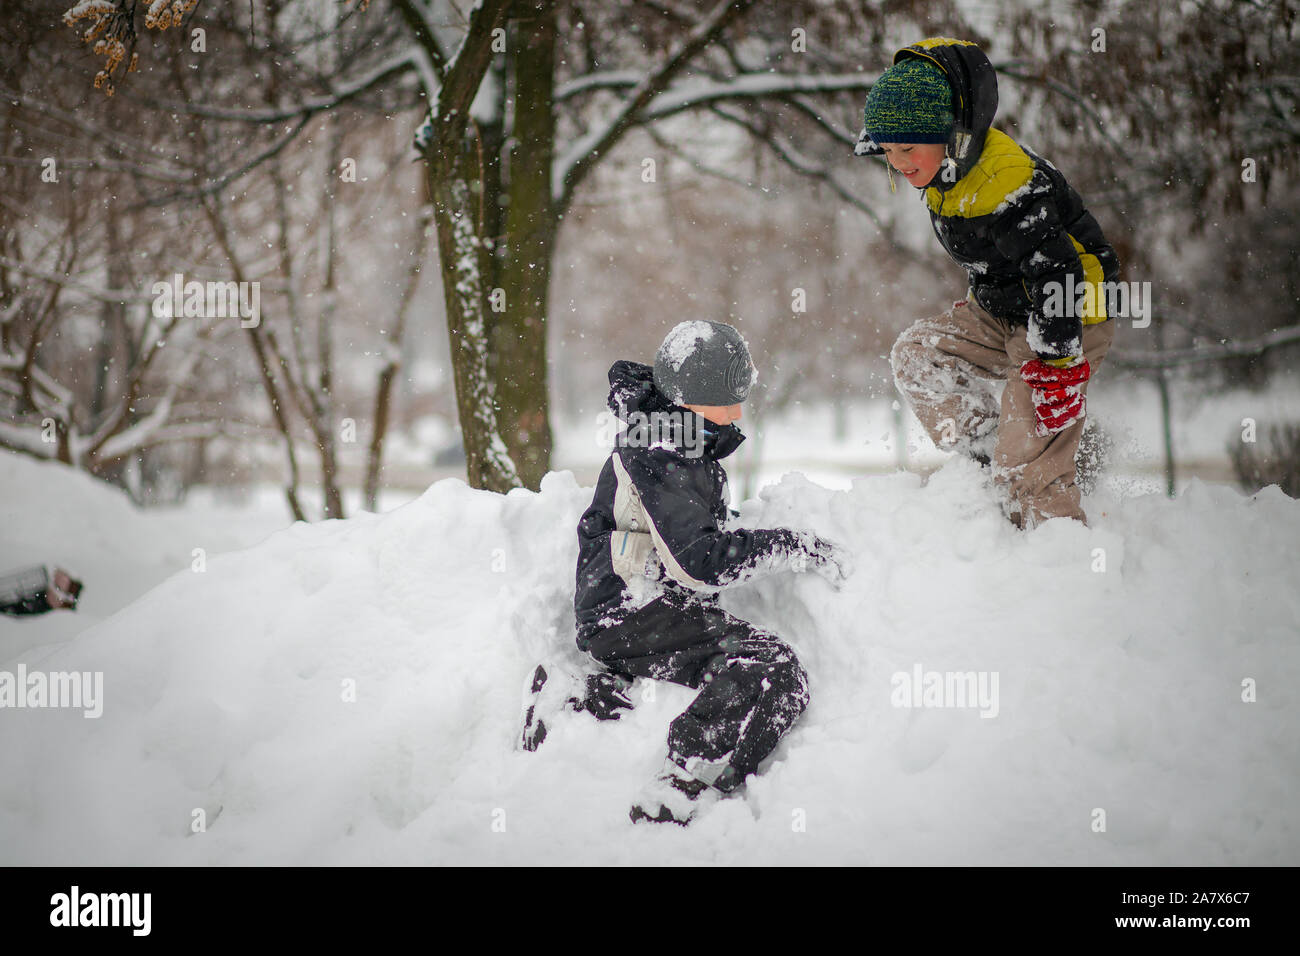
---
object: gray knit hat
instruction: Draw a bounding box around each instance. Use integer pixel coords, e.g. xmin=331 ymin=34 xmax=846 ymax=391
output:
xmin=653 ymin=321 xmax=756 ymax=406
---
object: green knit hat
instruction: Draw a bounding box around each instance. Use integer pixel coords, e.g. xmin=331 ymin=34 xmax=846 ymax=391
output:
xmin=862 ymin=58 xmax=954 ymax=146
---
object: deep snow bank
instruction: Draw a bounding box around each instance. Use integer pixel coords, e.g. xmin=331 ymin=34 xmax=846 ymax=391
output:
xmin=1 ymin=461 xmax=1297 ymax=865
xmin=0 ymin=453 xmax=289 ymax=662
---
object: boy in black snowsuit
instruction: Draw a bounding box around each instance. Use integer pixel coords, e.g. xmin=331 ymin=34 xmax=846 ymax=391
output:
xmin=573 ymin=321 xmax=849 ymax=825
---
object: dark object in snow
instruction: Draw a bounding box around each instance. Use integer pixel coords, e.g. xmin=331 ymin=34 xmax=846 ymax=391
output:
xmin=629 ymin=763 xmax=712 ymax=826
xmin=519 ymin=663 xmax=635 ymax=752
xmin=570 ymin=671 xmax=635 ymax=720
xmin=520 ymin=664 xmax=551 ymax=752
xmin=1230 ymin=421 xmax=1300 ymax=499
xmin=0 ymin=565 xmax=83 ymax=618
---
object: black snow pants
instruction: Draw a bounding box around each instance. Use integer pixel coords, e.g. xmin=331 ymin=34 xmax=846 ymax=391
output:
xmin=581 ymin=592 xmax=809 ymax=792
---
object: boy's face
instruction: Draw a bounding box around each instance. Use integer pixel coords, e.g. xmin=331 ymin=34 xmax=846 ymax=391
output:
xmin=879 ymin=142 xmax=947 ymax=188
xmin=685 ymin=403 xmax=743 ymax=426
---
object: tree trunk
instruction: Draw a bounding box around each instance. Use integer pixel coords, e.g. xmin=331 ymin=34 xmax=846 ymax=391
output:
xmin=492 ymin=3 xmax=557 ymax=489
xmin=1155 ymin=318 xmax=1176 ymax=498
xmin=202 ymin=197 xmax=307 ymax=522
xmin=91 ymin=207 xmax=129 ymax=492
xmin=417 ymin=0 xmax=521 ymax=493
xmin=426 ymin=142 xmax=520 ymax=493
xmin=315 ymin=107 xmax=345 ymax=519
xmin=365 ymin=206 xmax=432 ymax=510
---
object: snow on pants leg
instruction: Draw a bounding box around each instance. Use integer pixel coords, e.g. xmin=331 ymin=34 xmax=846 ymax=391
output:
xmin=999 ymin=310 xmax=1115 ymax=526
xmin=889 ymin=297 xmax=1009 ymax=461
xmin=890 ymin=295 xmax=1117 ymax=526
xmin=583 ymin=595 xmax=809 ymax=791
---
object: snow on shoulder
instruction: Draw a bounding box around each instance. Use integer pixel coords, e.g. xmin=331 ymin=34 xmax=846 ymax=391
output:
xmin=1 ymin=462 xmax=1297 ymax=865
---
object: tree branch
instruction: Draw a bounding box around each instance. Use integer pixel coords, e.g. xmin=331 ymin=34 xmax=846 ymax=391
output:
xmin=706 ymin=103 xmax=886 ymax=231
xmin=553 ymin=70 xmax=874 ymax=206
xmin=392 ymin=0 xmax=450 ymax=78
xmin=128 ymin=48 xmax=421 ymax=124
xmin=555 ymin=0 xmax=759 ymax=214
xmin=1108 ymin=324 xmax=1300 ymax=369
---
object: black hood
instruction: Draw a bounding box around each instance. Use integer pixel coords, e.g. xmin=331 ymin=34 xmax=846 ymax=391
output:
xmin=855 ymin=38 xmax=999 ymax=191
xmin=606 ymin=360 xmax=745 ymax=460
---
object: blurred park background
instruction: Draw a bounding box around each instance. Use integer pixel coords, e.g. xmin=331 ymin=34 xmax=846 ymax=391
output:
xmin=3 ymin=0 xmax=1298 ymax=521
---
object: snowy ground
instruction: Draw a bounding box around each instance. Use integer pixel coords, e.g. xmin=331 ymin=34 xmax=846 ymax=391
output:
xmin=1 ymin=446 xmax=1297 ymax=865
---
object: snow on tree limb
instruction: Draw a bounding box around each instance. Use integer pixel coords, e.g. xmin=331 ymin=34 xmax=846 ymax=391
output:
xmin=433 ymin=0 xmax=516 ymax=127
xmin=88 ymin=349 xmax=201 ymax=463
xmin=131 ymin=48 xmax=424 ymax=124
xmin=76 ymin=336 xmax=193 ymax=461
xmin=1109 ymin=325 xmax=1300 ymax=370
xmin=554 ymin=70 xmax=646 ymax=102
xmin=392 ymin=0 xmax=451 ymax=79
xmin=62 ymin=0 xmax=197 ymax=95
xmin=0 ymin=354 xmax=74 ymax=418
xmin=557 ymin=69 xmax=871 ymax=112
xmin=705 ymin=102 xmax=885 ymax=230
xmin=0 ymin=254 xmax=152 ymax=304
xmin=552 ymin=70 xmax=877 ymax=210
xmin=0 ymin=421 xmax=61 ymax=459
xmin=554 ymin=0 xmax=758 ymax=213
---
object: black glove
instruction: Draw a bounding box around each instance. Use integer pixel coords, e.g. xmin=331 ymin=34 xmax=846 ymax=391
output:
xmin=568 ymin=671 xmax=635 ymax=720
xmin=791 ymin=533 xmax=853 ymax=589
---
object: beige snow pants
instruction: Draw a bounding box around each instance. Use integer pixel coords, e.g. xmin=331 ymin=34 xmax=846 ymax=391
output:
xmin=890 ymin=294 xmax=1116 ymax=527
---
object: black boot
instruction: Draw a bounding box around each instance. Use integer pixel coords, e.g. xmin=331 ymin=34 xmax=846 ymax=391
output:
xmin=629 ymin=761 xmax=713 ymax=826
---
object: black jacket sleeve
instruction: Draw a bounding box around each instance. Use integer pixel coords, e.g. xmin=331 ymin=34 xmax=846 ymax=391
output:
xmin=991 ymin=167 xmax=1086 ymax=361
xmin=619 ymin=448 xmax=808 ymax=590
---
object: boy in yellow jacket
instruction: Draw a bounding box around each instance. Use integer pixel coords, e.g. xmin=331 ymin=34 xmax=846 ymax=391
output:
xmin=857 ymin=37 xmax=1119 ymax=527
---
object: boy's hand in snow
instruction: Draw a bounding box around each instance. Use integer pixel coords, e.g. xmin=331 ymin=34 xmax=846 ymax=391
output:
xmin=791 ymin=533 xmax=854 ymax=590
xmin=1021 ymin=358 xmax=1090 ymax=436
xmin=568 ymin=671 xmax=634 ymax=720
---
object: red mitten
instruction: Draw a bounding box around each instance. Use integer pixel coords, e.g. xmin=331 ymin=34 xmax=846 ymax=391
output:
xmin=1021 ymin=358 xmax=1090 ymax=436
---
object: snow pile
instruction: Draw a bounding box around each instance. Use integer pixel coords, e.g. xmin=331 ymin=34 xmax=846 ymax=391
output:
xmin=1 ymin=458 xmax=1297 ymax=864
xmin=0 ymin=454 xmax=289 ymax=661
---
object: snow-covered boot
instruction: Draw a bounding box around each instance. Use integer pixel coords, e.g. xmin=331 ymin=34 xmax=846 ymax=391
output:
xmin=569 ymin=671 xmax=634 ymax=720
xmin=519 ymin=664 xmax=555 ymax=752
xmin=629 ymin=760 xmax=715 ymax=826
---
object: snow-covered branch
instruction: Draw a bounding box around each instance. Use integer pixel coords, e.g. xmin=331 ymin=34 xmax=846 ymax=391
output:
xmin=432 ymin=0 xmax=515 ymax=126
xmin=0 ymin=254 xmax=153 ymax=305
xmin=553 ymin=68 xmax=871 ymax=206
xmin=392 ymin=0 xmax=450 ymax=79
xmin=133 ymin=116 xmax=310 ymax=211
xmin=705 ymin=103 xmax=885 ymax=230
xmin=1109 ymin=325 xmax=1300 ymax=370
xmin=88 ymin=348 xmax=200 ymax=463
xmin=132 ymin=48 xmax=422 ymax=124
xmin=0 ymin=420 xmax=60 ymax=459
xmin=554 ymin=0 xmax=758 ymax=213
xmin=554 ymin=70 xmax=644 ymax=102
